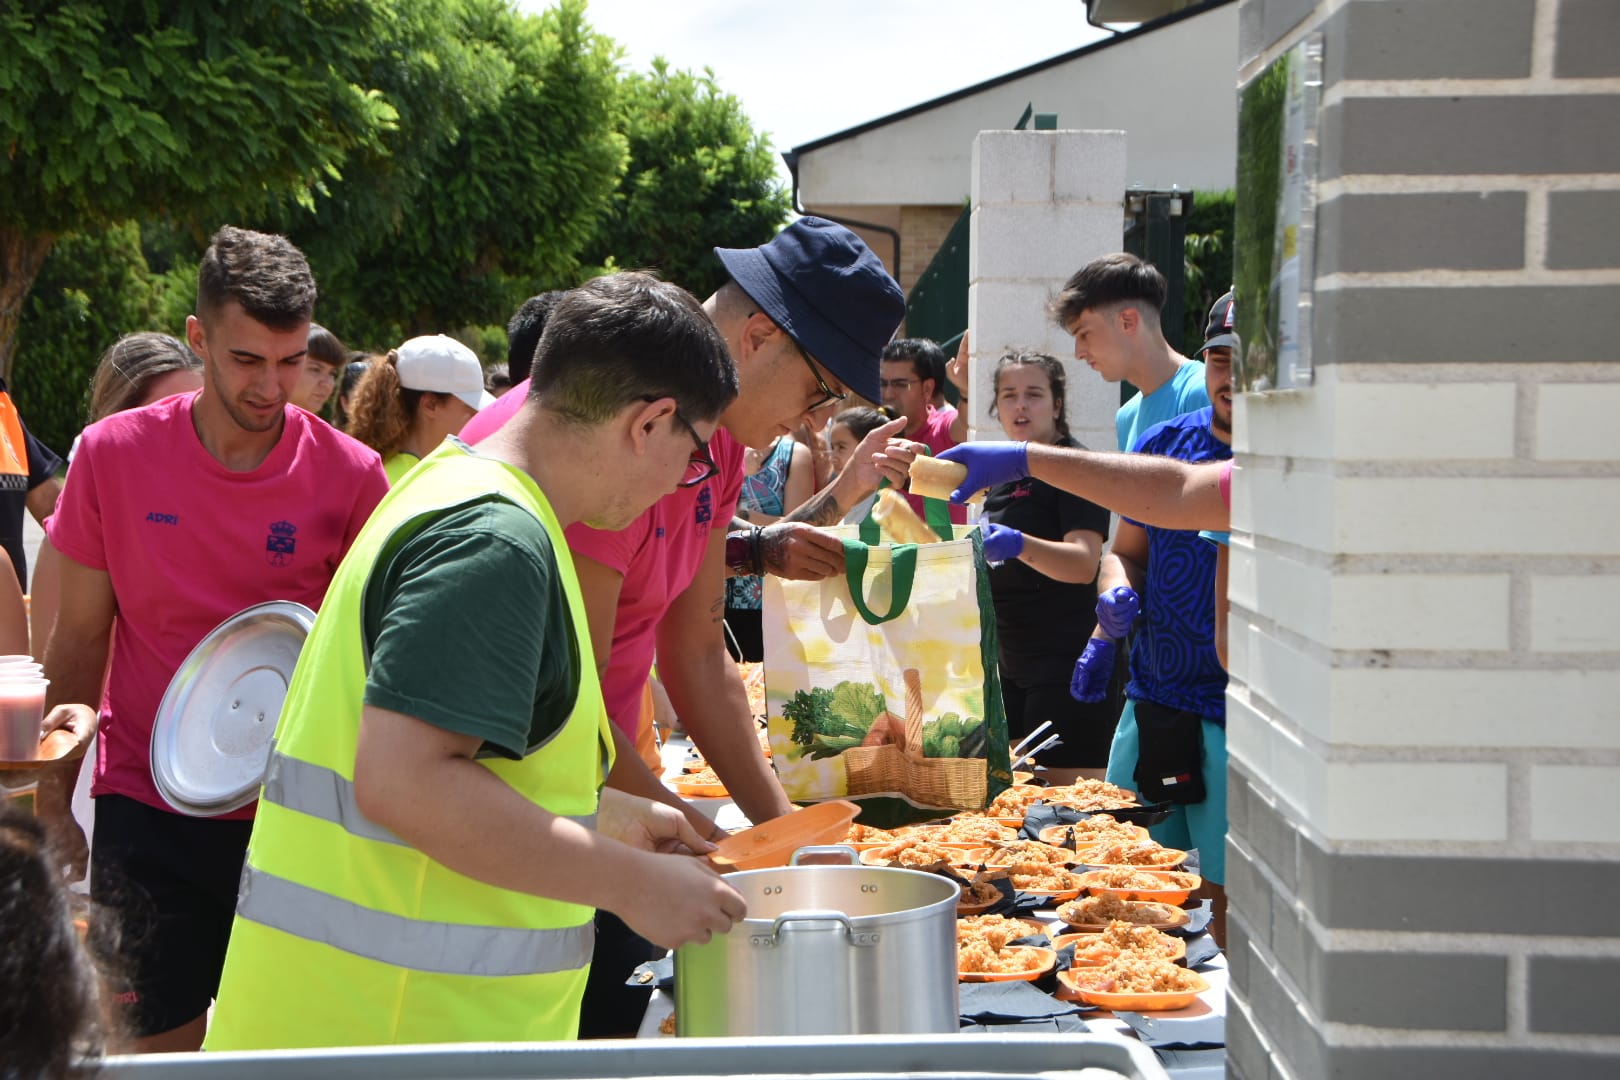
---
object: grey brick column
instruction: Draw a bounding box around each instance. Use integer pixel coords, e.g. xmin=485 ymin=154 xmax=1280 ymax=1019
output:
xmin=1227 ymin=1 xmax=1620 ymax=1077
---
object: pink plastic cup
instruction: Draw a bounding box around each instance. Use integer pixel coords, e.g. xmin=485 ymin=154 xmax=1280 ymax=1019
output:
xmin=0 ymin=678 xmax=47 ymax=762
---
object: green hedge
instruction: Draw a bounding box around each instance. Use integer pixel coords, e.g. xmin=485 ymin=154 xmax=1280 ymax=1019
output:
xmin=11 ymin=223 xmax=164 ymax=455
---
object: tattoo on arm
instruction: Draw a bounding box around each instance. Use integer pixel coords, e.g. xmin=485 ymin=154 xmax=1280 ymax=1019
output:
xmin=784 ymin=489 xmax=843 ymax=527
xmin=759 ymin=525 xmax=790 ymax=575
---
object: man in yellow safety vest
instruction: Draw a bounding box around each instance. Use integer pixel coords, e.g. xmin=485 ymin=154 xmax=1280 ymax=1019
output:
xmin=206 ymin=272 xmax=748 ymax=1049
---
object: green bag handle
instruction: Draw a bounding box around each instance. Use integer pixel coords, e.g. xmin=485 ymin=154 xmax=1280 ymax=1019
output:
xmin=841 ymin=538 xmax=917 ymax=625
xmin=843 ymin=471 xmax=956 ymax=625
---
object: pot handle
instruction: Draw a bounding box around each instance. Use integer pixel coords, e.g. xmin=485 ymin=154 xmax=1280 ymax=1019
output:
xmin=762 ymin=909 xmax=882 ymax=948
xmin=789 ymin=844 xmax=858 ymax=866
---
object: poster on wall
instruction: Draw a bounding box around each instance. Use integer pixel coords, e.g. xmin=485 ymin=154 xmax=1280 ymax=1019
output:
xmin=1233 ymin=33 xmax=1324 ymax=392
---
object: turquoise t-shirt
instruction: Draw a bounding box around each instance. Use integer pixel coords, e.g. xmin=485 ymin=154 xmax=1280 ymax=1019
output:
xmin=1116 ymin=361 xmax=1209 ymax=452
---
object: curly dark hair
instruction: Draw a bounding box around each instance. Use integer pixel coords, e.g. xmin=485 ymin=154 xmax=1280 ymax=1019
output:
xmin=345 ymin=352 xmax=445 ymax=459
xmin=0 ymin=808 xmax=110 ymax=1076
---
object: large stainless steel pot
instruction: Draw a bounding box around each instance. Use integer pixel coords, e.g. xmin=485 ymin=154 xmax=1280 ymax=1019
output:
xmin=674 ymin=858 xmax=960 ymax=1037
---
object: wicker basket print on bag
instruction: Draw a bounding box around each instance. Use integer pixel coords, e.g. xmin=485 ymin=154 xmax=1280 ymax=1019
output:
xmin=843 ymin=668 xmax=985 ymax=809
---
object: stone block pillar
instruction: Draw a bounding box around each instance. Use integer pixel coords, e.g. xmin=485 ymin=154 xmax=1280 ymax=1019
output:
xmin=966 ymin=130 xmax=1125 ymax=449
xmin=1227 ymin=1 xmax=1620 ymax=1076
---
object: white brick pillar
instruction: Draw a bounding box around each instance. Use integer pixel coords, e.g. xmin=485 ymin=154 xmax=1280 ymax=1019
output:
xmin=1225 ymin=1 xmax=1620 ymax=1076
xmin=966 ymin=130 xmax=1124 ymax=449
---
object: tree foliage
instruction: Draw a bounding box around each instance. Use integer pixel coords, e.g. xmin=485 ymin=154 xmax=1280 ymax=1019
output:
xmin=585 ymin=60 xmax=791 ymax=298
xmin=0 ymin=0 xmax=401 ymax=375
xmin=281 ymin=0 xmax=628 ymax=348
xmin=10 ymin=223 xmax=156 ymax=452
xmin=1183 ymin=189 xmax=1236 ymax=355
xmin=0 ymin=0 xmax=792 ymax=421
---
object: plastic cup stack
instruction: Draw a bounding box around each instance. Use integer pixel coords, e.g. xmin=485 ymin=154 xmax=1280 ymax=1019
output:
xmin=0 ymin=654 xmax=48 ymax=762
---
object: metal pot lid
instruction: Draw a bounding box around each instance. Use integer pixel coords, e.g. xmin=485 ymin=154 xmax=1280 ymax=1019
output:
xmin=150 ymin=600 xmax=315 ymax=817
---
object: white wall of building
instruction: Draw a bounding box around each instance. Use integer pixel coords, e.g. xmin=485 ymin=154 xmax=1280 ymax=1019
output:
xmin=797 ymin=3 xmax=1237 ymax=207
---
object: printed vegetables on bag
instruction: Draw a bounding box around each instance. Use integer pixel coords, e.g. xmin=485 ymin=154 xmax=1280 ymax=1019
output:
xmin=784 ymin=680 xmax=885 ymax=758
xmin=922 ymin=712 xmax=987 ymax=759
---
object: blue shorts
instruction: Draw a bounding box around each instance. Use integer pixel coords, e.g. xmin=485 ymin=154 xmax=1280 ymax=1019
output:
xmin=1103 ymin=698 xmax=1227 ymax=885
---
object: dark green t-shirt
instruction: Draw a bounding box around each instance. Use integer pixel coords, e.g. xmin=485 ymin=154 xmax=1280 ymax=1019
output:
xmin=362 ymin=497 xmax=580 ymax=759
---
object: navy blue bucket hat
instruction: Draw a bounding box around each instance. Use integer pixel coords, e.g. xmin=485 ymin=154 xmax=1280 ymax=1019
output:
xmin=715 ymin=217 xmax=905 ymax=403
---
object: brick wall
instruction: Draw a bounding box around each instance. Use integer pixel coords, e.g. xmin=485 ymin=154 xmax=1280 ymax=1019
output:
xmin=897 ymin=205 xmax=966 ymax=293
xmin=1228 ymin=1 xmax=1620 ymax=1077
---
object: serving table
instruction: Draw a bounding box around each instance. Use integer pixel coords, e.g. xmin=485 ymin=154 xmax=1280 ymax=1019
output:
xmin=649 ymin=733 xmax=1225 ymax=1079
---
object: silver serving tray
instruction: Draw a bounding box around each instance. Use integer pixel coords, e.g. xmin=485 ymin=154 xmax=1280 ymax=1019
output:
xmin=150 ymin=600 xmax=315 ymax=816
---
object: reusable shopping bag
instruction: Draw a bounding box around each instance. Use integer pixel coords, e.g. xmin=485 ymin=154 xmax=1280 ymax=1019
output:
xmin=761 ymin=496 xmax=1011 ymax=827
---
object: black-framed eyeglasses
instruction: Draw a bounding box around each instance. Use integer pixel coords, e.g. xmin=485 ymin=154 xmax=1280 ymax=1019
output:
xmin=671 ymin=407 xmax=720 ymax=488
xmin=794 ymin=341 xmax=847 ymax=412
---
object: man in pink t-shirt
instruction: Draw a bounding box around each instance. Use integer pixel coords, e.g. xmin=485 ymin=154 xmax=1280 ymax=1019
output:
xmin=568 ymin=221 xmax=904 ymax=828
xmin=537 ymin=221 xmax=905 ymax=1038
xmin=879 ymin=338 xmax=967 ymax=524
xmin=36 ymin=226 xmax=388 ymax=1053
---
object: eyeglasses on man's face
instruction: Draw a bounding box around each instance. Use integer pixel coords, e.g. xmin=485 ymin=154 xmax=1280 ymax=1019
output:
xmin=878 ymin=377 xmax=916 ymax=392
xmin=670 ymin=407 xmax=720 ymax=488
xmin=794 ymin=341 xmax=847 ymax=413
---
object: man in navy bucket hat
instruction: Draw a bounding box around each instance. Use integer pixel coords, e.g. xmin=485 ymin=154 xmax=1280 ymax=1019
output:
xmin=560 ymin=217 xmax=908 ymax=1036
xmin=714 ymin=216 xmax=901 ymax=404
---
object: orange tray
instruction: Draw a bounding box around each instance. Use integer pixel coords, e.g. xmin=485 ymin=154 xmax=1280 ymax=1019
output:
xmin=671 ymin=777 xmax=729 ymax=798
xmin=1051 ymin=931 xmax=1185 ymax=964
xmin=958 ymin=914 xmax=1049 ymax=938
xmin=858 ymin=846 xmax=981 ymax=868
xmin=707 ymin=800 xmax=859 ymax=872
xmin=1009 ymin=878 xmax=1084 ymax=902
xmin=1055 ymin=967 xmax=1209 ymax=1011
xmin=961 ymin=842 xmax=1081 ymax=869
xmin=959 ymin=945 xmax=1056 ymax=983
xmin=1038 ymin=822 xmax=1152 ymax=848
xmin=1054 ymin=899 xmax=1191 ymax=932
xmin=1074 ymin=845 xmax=1188 ymax=871
xmin=955 ymin=895 xmax=1001 ymax=917
xmin=1076 ymin=869 xmax=1201 ymax=906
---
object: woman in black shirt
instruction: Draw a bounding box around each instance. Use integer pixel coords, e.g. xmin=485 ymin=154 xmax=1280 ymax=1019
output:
xmin=962 ymin=350 xmax=1118 ymax=783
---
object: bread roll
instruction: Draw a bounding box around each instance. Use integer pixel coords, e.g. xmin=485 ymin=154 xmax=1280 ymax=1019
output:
xmin=907 ymin=455 xmax=968 ymax=501
xmin=872 ymin=489 xmax=942 ymax=545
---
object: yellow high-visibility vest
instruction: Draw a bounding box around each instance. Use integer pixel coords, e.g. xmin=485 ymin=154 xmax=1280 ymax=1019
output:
xmin=206 ymin=440 xmax=614 ymax=1050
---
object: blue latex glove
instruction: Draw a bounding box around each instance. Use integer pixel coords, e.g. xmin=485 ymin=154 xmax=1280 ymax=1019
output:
xmin=980 ymin=522 xmax=1024 ymax=562
xmin=1070 ymin=638 xmax=1115 ymax=703
xmin=935 ymin=441 xmax=1029 ymax=502
xmin=1094 ymin=586 xmax=1140 ymax=640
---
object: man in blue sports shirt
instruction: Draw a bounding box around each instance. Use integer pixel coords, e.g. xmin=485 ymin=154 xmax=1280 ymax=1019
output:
xmin=1068 ymin=318 xmax=1234 ymax=945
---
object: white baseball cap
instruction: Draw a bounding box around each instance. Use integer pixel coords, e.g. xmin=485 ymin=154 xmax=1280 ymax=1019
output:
xmin=395 ymin=334 xmax=495 ymax=412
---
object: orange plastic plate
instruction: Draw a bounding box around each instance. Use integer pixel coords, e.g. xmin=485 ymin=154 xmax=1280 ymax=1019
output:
xmin=959 ymin=945 xmax=1057 ymax=983
xmin=1055 ymin=967 xmax=1209 ymax=1011
xmin=707 ymin=800 xmax=859 ymax=871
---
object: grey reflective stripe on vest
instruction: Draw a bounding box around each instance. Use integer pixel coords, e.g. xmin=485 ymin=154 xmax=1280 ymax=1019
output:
xmin=261 ymin=752 xmax=406 ymax=846
xmin=237 ymin=866 xmax=595 ymax=977
xmin=261 ymin=751 xmax=599 ymax=840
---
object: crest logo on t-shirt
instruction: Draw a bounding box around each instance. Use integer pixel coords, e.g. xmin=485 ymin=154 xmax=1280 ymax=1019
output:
xmin=694 ymin=486 xmax=713 ymax=526
xmin=266 ymin=520 xmax=298 ymax=567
